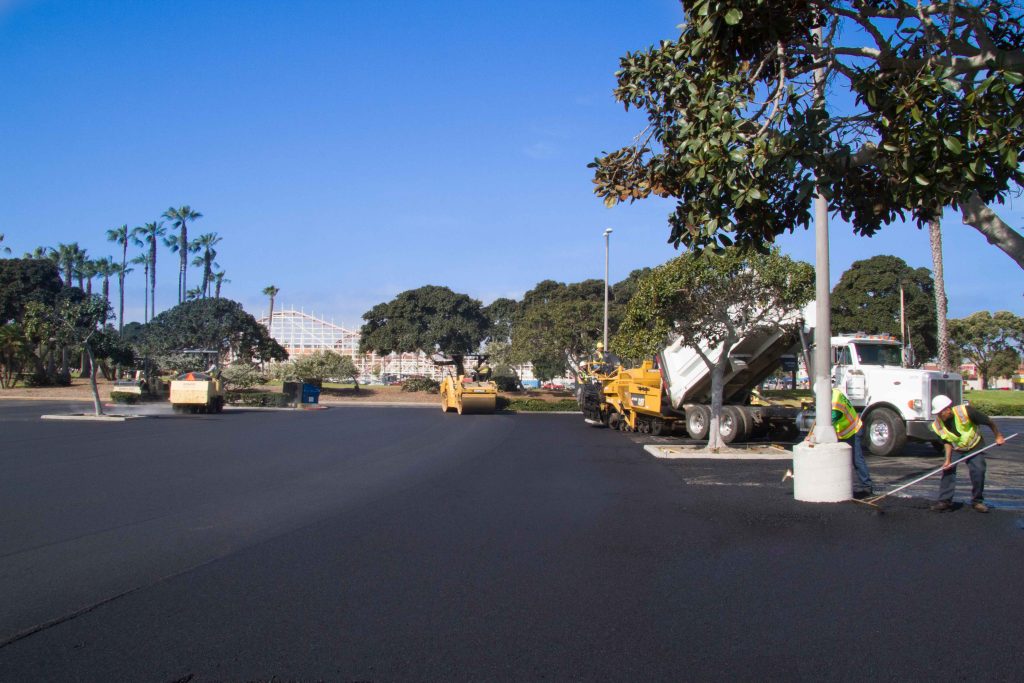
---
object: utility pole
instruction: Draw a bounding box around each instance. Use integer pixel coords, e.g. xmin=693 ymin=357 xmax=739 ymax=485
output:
xmin=603 ymin=228 xmax=613 ymax=350
xmin=793 ymin=24 xmax=852 ymax=502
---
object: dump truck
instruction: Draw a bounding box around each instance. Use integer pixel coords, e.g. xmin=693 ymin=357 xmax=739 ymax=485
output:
xmin=581 ymin=303 xmax=962 ymax=455
xmin=438 ymin=354 xmax=498 ymax=414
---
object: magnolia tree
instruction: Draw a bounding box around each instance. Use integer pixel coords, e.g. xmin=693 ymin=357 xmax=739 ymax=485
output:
xmin=592 ymin=1 xmax=1024 ymax=267
xmin=616 ymin=247 xmax=814 ymax=450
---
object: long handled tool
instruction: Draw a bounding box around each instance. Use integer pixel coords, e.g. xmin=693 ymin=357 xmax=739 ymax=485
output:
xmin=855 ymin=433 xmax=1017 ymax=508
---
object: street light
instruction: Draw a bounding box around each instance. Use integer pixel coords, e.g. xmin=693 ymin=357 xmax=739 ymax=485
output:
xmin=603 ymin=228 xmax=613 ymax=351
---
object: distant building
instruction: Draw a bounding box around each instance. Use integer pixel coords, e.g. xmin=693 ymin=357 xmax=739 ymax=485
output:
xmin=257 ymin=307 xmax=535 ymax=383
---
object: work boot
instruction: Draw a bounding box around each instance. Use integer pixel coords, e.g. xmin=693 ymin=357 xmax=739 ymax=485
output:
xmin=930 ymin=500 xmax=954 ymax=512
xmin=852 ymin=490 xmax=872 ymax=500
xmin=971 ymin=501 xmax=990 ymax=513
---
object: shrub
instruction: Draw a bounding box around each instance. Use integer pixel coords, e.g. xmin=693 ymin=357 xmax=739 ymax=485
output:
xmin=402 ymin=377 xmax=440 ymax=393
xmin=505 ymin=398 xmax=580 ymax=412
xmin=964 ymin=400 xmax=1024 ymax=417
xmin=221 ymin=362 xmax=265 ymax=390
xmin=225 ymin=391 xmax=292 ymax=407
xmin=109 ymin=391 xmax=141 ymax=404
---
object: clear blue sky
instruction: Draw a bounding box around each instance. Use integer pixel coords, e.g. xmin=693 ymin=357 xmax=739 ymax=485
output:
xmin=2 ymin=0 xmax=1021 ymax=329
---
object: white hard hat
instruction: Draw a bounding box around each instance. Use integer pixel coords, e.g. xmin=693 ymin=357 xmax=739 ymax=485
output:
xmin=931 ymin=395 xmax=953 ymax=415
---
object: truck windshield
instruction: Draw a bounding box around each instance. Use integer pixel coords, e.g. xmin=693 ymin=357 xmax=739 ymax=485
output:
xmin=853 ymin=343 xmax=902 ymax=366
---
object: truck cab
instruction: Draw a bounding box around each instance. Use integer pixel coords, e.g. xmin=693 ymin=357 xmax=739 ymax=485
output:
xmin=831 ymin=334 xmax=962 ymax=456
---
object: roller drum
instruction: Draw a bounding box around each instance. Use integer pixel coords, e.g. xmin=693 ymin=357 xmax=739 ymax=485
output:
xmin=458 ymin=394 xmax=496 ymax=414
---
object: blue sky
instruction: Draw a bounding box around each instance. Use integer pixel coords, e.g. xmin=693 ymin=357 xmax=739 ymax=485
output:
xmin=1 ymin=0 xmax=1021 ymax=330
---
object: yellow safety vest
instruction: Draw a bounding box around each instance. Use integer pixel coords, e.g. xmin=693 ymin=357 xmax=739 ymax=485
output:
xmin=930 ymin=404 xmax=981 ymax=452
xmin=832 ymin=388 xmax=862 ymax=440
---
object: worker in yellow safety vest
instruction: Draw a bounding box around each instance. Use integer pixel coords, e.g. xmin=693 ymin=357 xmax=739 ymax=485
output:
xmin=805 ymin=387 xmax=873 ymax=498
xmin=929 ymin=394 xmax=1005 ymax=513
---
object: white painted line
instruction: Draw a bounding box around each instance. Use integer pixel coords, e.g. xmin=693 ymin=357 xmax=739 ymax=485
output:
xmin=644 ymin=445 xmax=793 ymax=460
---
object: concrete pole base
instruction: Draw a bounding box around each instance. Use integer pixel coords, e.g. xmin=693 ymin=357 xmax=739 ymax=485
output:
xmin=792 ymin=441 xmax=852 ymax=502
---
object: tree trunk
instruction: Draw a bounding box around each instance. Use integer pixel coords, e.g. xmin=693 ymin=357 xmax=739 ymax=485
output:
xmin=268 ymin=297 xmax=276 ymax=337
xmin=707 ymin=357 xmax=727 ymax=451
xmin=180 ymin=227 xmax=188 ymax=304
xmin=118 ymin=273 xmax=125 ymax=334
xmin=929 ymin=215 xmax=951 ymax=373
xmin=960 ymin=192 xmax=1024 ymax=270
xmin=150 ymin=248 xmax=156 ymax=320
xmin=86 ymin=343 xmax=103 ymax=416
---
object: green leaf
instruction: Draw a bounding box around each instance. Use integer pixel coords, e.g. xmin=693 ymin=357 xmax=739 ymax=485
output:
xmin=942 ymin=137 xmax=963 ymax=154
xmin=1004 ymin=70 xmax=1024 ymax=85
xmin=914 ymin=174 xmax=931 ymax=186
xmin=724 ymin=8 xmax=742 ymax=25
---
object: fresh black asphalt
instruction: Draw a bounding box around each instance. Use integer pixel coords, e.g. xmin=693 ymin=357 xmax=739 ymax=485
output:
xmin=1 ymin=401 xmax=1023 ymax=681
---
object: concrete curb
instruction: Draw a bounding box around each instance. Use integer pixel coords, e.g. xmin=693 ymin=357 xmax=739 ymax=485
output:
xmin=40 ymin=414 xmax=144 ymax=422
xmin=645 ymin=444 xmax=793 ymax=460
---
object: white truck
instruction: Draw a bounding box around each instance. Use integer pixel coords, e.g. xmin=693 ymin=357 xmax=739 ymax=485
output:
xmin=829 ymin=333 xmax=962 ymax=456
xmin=658 ymin=306 xmax=962 ymax=455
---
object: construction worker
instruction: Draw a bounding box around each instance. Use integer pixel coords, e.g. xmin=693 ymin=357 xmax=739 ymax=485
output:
xmin=929 ymin=394 xmax=1005 ymax=513
xmin=476 ymin=360 xmax=492 ymax=382
xmin=805 ymin=386 xmax=873 ymax=498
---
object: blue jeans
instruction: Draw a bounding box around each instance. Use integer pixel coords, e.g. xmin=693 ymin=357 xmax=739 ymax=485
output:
xmin=846 ymin=427 xmax=872 ymax=492
xmin=937 ymin=445 xmax=986 ymax=503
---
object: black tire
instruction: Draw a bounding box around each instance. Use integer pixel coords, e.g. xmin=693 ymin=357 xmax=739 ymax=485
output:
xmin=865 ymin=407 xmax=907 ymax=457
xmin=719 ymin=406 xmax=748 ymax=444
xmin=608 ymin=412 xmax=621 ymax=431
xmin=686 ymin=406 xmax=710 ymax=440
xmin=650 ymin=418 xmax=665 ymax=436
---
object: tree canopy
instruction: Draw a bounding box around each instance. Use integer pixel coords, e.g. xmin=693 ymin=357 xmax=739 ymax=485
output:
xmin=592 ymin=1 xmax=1024 ymax=268
xmin=359 ymin=285 xmax=490 ymax=359
xmin=616 ymin=247 xmax=814 ymax=449
xmin=831 ymin=255 xmax=936 ymax=361
xmin=0 ymin=259 xmax=65 ymax=324
xmin=140 ymin=298 xmax=287 ymax=364
xmin=949 ymin=310 xmax=1024 ymax=388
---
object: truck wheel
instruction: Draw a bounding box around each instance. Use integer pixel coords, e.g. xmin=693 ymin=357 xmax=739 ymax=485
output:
xmin=719 ymin=406 xmax=749 ymax=444
xmin=865 ymin=407 xmax=907 ymax=457
xmin=650 ymin=418 xmax=665 ymax=436
xmin=686 ymin=406 xmax=710 ymax=440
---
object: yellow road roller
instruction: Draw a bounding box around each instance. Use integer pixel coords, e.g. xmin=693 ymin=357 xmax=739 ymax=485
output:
xmin=437 ymin=354 xmax=498 ymax=415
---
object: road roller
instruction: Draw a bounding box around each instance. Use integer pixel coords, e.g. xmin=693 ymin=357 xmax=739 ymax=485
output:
xmin=437 ymin=353 xmax=498 ymax=414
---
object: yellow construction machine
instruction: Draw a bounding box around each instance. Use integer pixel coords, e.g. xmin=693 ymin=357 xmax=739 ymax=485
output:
xmin=168 ymin=350 xmax=225 ymax=414
xmin=438 ymin=353 xmax=498 ymax=415
xmin=578 ymin=359 xmax=678 ymax=435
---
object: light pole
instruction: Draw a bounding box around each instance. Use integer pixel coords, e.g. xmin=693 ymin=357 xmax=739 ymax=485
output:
xmin=603 ymin=228 xmax=613 ymax=351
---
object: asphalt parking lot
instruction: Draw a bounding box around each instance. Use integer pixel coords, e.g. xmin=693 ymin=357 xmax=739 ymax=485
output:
xmin=2 ymin=401 xmax=1023 ymax=681
xmin=629 ymin=417 xmax=1024 ymax=510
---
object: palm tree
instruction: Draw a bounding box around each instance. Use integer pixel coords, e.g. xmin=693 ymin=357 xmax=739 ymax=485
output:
xmin=79 ymin=258 xmax=98 ymax=295
xmin=262 ymin=285 xmax=280 ymax=337
xmin=23 ymin=246 xmax=49 ymax=259
xmin=191 ymin=232 xmax=222 ymax=297
xmin=213 ymin=271 xmax=229 ymax=298
xmin=929 ymin=213 xmax=951 ymax=373
xmin=185 ymin=286 xmax=204 ymax=301
xmin=162 ymin=205 xmax=202 ymax=304
xmin=109 ymin=262 xmax=133 ymax=326
xmin=106 ymin=224 xmax=130 ymax=333
xmin=93 ymin=257 xmax=115 ymax=309
xmin=133 ymin=221 xmax=166 ymax=320
xmin=0 ymin=233 xmax=10 ymax=255
xmin=130 ymin=253 xmax=151 ymax=323
xmin=51 ymin=242 xmax=84 ymax=286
